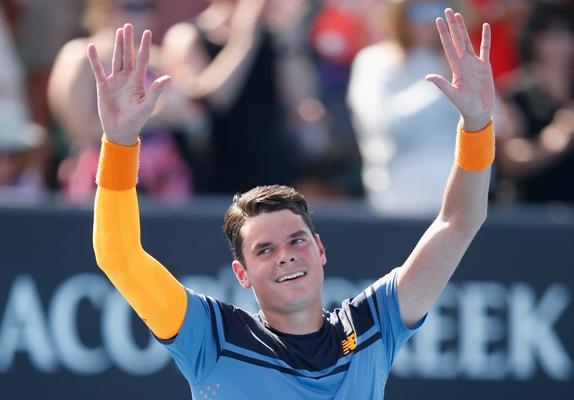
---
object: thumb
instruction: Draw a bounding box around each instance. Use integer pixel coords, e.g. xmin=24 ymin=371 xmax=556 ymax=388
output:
xmin=144 ymin=75 xmax=171 ymax=111
xmin=425 ymin=74 xmax=455 ymax=101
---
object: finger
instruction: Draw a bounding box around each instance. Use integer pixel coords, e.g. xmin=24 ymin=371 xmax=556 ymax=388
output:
xmin=426 ymin=74 xmax=456 ymax=102
xmin=135 ymin=30 xmax=152 ymax=84
xmin=143 ymin=75 xmax=171 ymax=111
xmin=123 ymin=23 xmax=135 ymax=71
xmin=87 ymin=44 xmax=107 ymax=84
xmin=112 ymin=28 xmax=123 ymax=72
xmin=479 ymin=23 xmax=491 ymax=62
xmin=445 ymin=8 xmax=464 ymax=57
xmin=455 ymin=12 xmax=475 ymax=56
xmin=436 ymin=17 xmax=459 ymax=70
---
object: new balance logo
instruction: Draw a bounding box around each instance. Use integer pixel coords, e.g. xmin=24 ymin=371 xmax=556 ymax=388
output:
xmin=341 ymin=332 xmax=357 ymax=355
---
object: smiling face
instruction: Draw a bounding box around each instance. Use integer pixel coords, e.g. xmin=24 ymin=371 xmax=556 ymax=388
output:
xmin=231 ymin=210 xmax=327 ymax=315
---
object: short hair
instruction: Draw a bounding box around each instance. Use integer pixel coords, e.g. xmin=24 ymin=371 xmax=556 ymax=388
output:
xmin=222 ymin=185 xmax=316 ymax=264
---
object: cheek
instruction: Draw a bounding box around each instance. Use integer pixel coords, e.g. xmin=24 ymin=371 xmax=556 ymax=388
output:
xmin=306 ymin=241 xmax=323 ymax=256
xmin=245 ymin=262 xmax=273 ymax=283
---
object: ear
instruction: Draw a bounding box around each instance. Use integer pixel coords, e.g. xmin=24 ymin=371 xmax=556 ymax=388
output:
xmin=314 ymin=234 xmax=327 ymax=266
xmin=232 ymin=260 xmax=251 ymax=288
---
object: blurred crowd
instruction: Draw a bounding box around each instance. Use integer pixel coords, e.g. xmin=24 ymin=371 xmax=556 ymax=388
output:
xmin=0 ymin=0 xmax=572 ymax=213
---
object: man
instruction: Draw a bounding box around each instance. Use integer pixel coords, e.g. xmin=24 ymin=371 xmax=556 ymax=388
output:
xmin=91 ymin=8 xmax=494 ymax=399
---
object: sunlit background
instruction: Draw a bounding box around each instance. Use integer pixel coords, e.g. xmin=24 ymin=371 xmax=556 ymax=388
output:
xmin=1 ymin=0 xmax=572 ymax=399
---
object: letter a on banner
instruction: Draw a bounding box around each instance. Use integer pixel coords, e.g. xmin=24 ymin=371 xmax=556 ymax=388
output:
xmin=0 ymin=275 xmax=58 ymax=373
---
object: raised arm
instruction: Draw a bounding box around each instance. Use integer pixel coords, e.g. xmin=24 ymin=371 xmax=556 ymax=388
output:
xmin=396 ymin=9 xmax=495 ymax=326
xmin=90 ymin=24 xmax=186 ymax=339
xmin=162 ymin=0 xmax=265 ymax=112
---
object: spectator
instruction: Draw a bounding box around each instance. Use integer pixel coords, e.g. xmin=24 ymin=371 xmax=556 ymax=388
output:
xmin=153 ymin=0 xmax=209 ymax=43
xmin=495 ymin=1 xmax=574 ymax=204
xmin=162 ymin=0 xmax=330 ymax=195
xmin=48 ymin=0 xmax=198 ymax=202
xmin=348 ymin=0 xmax=462 ymax=214
xmin=467 ymin=0 xmax=533 ymax=91
xmin=0 ymin=5 xmax=45 ymax=199
xmin=306 ymin=0 xmax=386 ymax=197
xmin=310 ymin=0 xmax=386 ymax=67
xmin=0 ymin=104 xmax=46 ymax=199
xmin=13 ymin=0 xmax=86 ymax=127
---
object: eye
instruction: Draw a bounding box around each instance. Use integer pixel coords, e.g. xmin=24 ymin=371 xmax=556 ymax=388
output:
xmin=291 ymin=238 xmax=305 ymax=245
xmin=257 ymin=247 xmax=272 ymax=256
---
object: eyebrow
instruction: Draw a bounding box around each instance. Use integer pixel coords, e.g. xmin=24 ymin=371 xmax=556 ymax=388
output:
xmin=251 ymin=230 xmax=309 ymax=252
xmin=289 ymin=230 xmax=308 ymax=239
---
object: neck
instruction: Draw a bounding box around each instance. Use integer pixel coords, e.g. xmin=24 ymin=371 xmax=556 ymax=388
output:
xmin=259 ymin=303 xmax=324 ymax=335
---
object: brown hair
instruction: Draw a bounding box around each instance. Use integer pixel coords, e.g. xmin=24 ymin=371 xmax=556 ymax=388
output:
xmin=222 ymin=185 xmax=316 ymax=264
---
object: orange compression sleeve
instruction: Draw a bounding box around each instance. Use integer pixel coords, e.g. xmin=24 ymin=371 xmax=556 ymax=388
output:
xmin=93 ymin=137 xmax=187 ymax=340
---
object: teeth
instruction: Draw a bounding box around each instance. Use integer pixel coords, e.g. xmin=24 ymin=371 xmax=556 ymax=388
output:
xmin=277 ymin=272 xmax=305 ymax=283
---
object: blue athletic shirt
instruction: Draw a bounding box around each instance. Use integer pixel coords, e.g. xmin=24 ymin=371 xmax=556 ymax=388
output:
xmin=157 ymin=267 xmax=425 ymax=399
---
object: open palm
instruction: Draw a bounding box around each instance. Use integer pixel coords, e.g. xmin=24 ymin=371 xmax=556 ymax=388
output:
xmin=426 ymin=9 xmax=494 ymax=131
xmin=87 ymin=23 xmax=170 ymax=145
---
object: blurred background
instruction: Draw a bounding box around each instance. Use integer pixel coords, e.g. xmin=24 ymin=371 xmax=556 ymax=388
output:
xmin=0 ymin=0 xmax=572 ymax=398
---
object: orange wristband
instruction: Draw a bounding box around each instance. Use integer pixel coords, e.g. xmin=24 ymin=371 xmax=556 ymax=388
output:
xmin=96 ymin=136 xmax=140 ymax=190
xmin=456 ymin=119 xmax=495 ymax=171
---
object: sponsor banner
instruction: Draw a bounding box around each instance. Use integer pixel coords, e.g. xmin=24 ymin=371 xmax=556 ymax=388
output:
xmin=0 ymin=204 xmax=572 ymax=399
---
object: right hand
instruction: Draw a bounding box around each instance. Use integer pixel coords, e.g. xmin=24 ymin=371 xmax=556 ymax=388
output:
xmin=552 ymin=105 xmax=574 ymax=136
xmin=549 ymin=105 xmax=574 ymax=151
xmin=230 ymin=0 xmax=266 ymax=38
xmin=87 ymin=23 xmax=170 ymax=146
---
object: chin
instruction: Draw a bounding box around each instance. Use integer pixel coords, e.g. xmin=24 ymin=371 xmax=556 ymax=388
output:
xmin=282 ymin=291 xmax=321 ymax=312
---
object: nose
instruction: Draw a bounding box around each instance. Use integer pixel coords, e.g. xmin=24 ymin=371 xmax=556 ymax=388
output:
xmin=278 ymin=254 xmax=296 ymax=266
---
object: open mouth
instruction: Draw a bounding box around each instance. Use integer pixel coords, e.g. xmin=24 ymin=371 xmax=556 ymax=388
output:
xmin=276 ymin=271 xmax=307 ymax=283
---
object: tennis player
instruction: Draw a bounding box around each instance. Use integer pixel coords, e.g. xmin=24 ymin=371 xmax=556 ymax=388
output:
xmin=91 ymin=8 xmax=494 ymax=399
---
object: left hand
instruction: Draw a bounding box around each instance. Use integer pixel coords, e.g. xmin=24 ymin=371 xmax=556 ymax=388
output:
xmin=426 ymin=8 xmax=494 ymax=131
